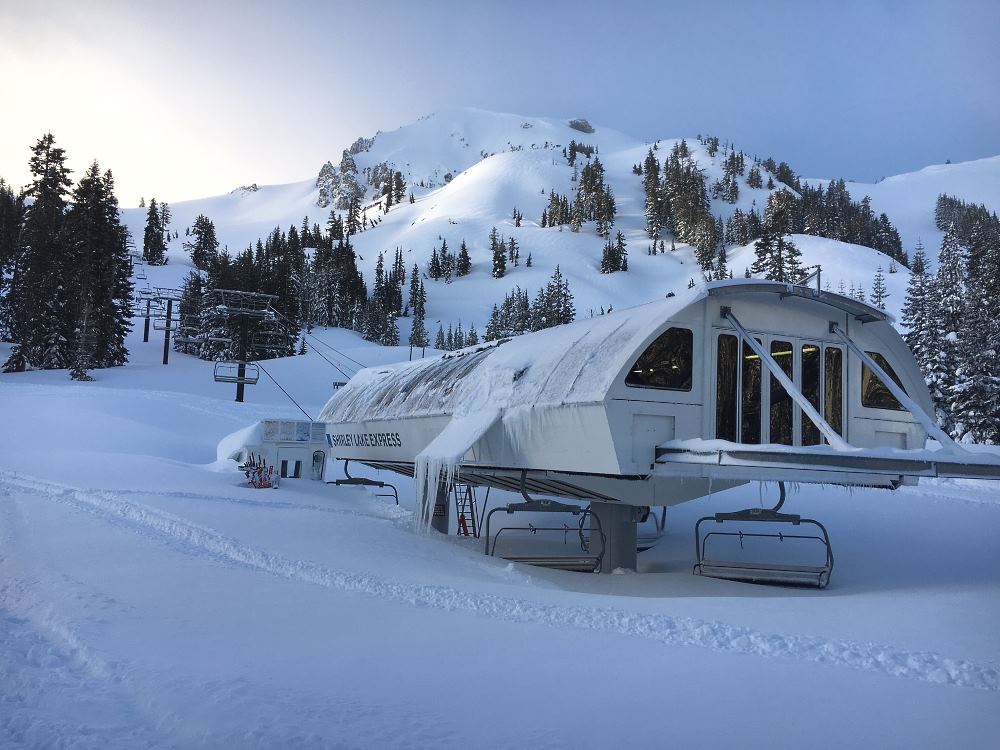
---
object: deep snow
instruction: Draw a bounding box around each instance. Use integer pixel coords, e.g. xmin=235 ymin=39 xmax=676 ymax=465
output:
xmin=2 ymin=302 xmax=1000 ymax=748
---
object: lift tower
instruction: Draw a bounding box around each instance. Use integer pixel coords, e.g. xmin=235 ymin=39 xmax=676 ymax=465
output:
xmin=205 ymin=289 xmax=278 ymax=402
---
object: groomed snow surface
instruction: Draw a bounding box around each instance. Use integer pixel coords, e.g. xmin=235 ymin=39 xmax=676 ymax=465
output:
xmin=2 ymin=311 xmax=1000 ymax=749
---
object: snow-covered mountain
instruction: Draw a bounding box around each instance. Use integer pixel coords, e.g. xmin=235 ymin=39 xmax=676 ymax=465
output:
xmin=122 ymin=107 xmax=999 ymax=335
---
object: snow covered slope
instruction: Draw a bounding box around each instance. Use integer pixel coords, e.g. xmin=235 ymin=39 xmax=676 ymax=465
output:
xmin=805 ymin=155 xmax=1000 ymax=257
xmin=119 ymin=107 xmax=996 ymax=336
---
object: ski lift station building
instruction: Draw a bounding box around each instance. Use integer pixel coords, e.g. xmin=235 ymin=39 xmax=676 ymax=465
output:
xmin=316 ymin=279 xmax=1000 ymax=575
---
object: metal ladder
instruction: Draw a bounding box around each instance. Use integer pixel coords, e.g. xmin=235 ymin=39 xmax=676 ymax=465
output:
xmin=453 ymin=482 xmax=483 ymax=537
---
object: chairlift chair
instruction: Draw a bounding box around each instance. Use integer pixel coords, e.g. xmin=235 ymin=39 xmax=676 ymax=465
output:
xmin=213 ymin=360 xmax=260 ymax=385
xmin=131 ymin=302 xmax=154 ymax=318
xmin=483 ymin=471 xmax=606 ymax=572
xmin=135 ymin=267 xmax=147 ymax=280
xmin=328 ymin=460 xmax=399 ymax=504
xmin=251 ymin=332 xmax=289 ymax=351
xmin=152 ymin=316 xmax=181 ymax=331
xmin=693 ymin=482 xmax=834 ymax=588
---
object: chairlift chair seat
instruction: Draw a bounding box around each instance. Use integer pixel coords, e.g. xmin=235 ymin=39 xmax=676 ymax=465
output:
xmin=693 ymin=486 xmax=834 ymax=589
xmin=213 ymin=360 xmax=260 ymax=384
xmin=152 ymin=317 xmax=181 ymax=331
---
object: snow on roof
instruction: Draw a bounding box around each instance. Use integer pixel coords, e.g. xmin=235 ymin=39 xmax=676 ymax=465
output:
xmin=321 ymin=284 xmax=706 ymax=424
xmin=319 ymin=279 xmax=892 ymax=425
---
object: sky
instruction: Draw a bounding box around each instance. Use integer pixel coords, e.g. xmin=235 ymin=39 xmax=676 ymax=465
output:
xmin=2 ymin=0 xmax=998 ymax=206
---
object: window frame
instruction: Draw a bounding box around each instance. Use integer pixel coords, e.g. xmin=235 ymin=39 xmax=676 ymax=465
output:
xmin=861 ymin=351 xmax=907 ymax=411
xmin=624 ymin=326 xmax=695 ymax=393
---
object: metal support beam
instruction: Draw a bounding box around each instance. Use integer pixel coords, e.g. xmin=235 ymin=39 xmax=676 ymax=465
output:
xmin=829 ymin=323 xmax=963 ymax=454
xmin=430 ymin=478 xmax=450 ymax=534
xmin=161 ymin=299 xmax=172 ymax=365
xmin=143 ymin=300 xmax=151 ymax=342
xmin=236 ymin=316 xmax=248 ymax=403
xmin=589 ymin=502 xmax=639 ymax=573
xmin=723 ymin=307 xmax=850 ymax=450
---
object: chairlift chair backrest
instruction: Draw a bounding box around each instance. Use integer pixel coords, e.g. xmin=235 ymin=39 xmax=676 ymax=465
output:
xmin=213 ymin=360 xmax=260 ymax=385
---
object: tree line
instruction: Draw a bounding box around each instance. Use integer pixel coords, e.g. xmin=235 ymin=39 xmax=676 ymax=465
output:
xmin=902 ymin=208 xmax=1000 ymax=444
xmin=1 ymin=134 xmax=132 ymax=379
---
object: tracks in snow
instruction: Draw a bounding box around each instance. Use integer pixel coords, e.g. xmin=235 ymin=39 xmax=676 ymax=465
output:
xmin=2 ymin=469 xmax=998 ymax=693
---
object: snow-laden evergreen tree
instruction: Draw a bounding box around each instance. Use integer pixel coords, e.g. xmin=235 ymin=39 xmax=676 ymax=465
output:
xmin=952 ymin=268 xmax=1000 ymax=443
xmin=142 ymin=198 xmax=166 ymax=265
xmin=456 ymin=240 xmax=472 ymax=276
xmin=69 ymin=302 xmax=96 ymax=381
xmin=467 ymin=323 xmax=479 ymax=345
xmin=160 ymin=202 xmax=172 ymax=246
xmin=175 ymin=270 xmax=205 ymax=355
xmin=434 ymin=325 xmax=445 ymax=349
xmin=750 ymin=189 xmax=802 ymax=281
xmin=63 ymin=163 xmax=133 ymax=369
xmin=4 ymin=133 xmax=74 ymax=371
xmin=0 ymin=179 xmax=26 ymax=347
xmin=870 ymin=267 xmax=888 ymax=310
xmin=184 ymin=214 xmax=219 ymax=271
xmin=931 ymin=224 xmax=966 ymax=425
xmin=530 ymin=266 xmax=575 ymax=331
xmin=491 ymin=227 xmax=507 ymax=278
xmin=409 ymin=284 xmax=429 ymax=350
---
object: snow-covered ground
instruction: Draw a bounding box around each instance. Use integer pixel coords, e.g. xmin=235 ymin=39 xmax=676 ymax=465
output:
xmin=2 ymin=306 xmax=1000 ymax=748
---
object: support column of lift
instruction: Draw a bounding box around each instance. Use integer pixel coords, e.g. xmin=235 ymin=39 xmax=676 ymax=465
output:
xmin=589 ymin=502 xmax=640 ymax=573
xmin=430 ymin=479 xmax=450 ymax=534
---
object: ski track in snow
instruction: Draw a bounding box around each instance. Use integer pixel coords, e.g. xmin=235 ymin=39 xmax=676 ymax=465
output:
xmin=2 ymin=469 xmax=998 ymax=694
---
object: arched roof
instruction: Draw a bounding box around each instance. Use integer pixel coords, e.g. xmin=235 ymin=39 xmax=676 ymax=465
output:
xmin=319 ymin=279 xmax=892 ymax=424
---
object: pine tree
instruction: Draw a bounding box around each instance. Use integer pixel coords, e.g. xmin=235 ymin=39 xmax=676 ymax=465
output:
xmin=175 ymin=270 xmax=205 ymax=355
xmin=429 ymin=244 xmax=442 ymax=279
xmin=184 ymin=214 xmax=219 ymax=270
xmin=870 ymin=267 xmax=888 ymax=310
xmin=467 ymin=323 xmax=479 ymax=345
xmin=491 ymin=228 xmax=507 ymax=278
xmin=65 ymin=164 xmax=132 ymax=369
xmin=143 ymin=198 xmax=166 ymax=265
xmin=456 ymin=239 xmax=472 ymax=276
xmin=434 ymin=324 xmax=445 ymax=349
xmin=750 ymin=190 xmax=802 ymax=281
xmin=4 ymin=133 xmax=74 ymax=371
xmin=952 ymin=268 xmax=1000 ymax=443
xmin=160 ymin=202 xmax=172 ymax=247
xmin=0 ymin=179 xmax=25 ymax=346
xmin=69 ymin=302 xmax=96 ymax=381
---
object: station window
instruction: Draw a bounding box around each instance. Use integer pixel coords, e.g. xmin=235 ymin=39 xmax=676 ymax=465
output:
xmin=715 ymin=334 xmax=739 ymax=441
xmin=741 ymin=339 xmax=762 ymax=444
xmin=862 ymin=352 xmax=906 ymax=410
xmin=626 ymin=327 xmax=693 ymax=391
xmin=769 ymin=340 xmax=794 ymax=445
xmin=825 ymin=347 xmax=843 ymax=435
xmin=801 ymin=344 xmax=822 ymax=445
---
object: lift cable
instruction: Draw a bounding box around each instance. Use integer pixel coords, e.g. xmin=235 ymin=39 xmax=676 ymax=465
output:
xmin=266 ymin=306 xmax=366 ymax=372
xmin=252 ymin=359 xmax=314 ymax=421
